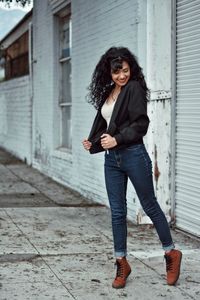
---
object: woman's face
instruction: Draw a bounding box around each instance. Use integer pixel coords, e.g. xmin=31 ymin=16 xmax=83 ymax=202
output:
xmin=111 ymin=61 xmax=131 ymax=87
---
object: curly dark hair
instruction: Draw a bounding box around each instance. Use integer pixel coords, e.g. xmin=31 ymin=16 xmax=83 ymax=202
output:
xmin=87 ymin=47 xmax=149 ymax=110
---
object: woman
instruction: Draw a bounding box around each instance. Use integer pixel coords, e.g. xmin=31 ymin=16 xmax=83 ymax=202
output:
xmin=82 ymin=47 xmax=182 ymax=289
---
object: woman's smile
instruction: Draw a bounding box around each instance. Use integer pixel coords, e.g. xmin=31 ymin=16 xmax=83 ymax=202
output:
xmin=111 ymin=61 xmax=131 ymax=87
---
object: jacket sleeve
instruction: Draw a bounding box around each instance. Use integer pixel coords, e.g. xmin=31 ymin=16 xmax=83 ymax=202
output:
xmin=87 ymin=110 xmax=107 ymax=154
xmin=114 ymin=82 xmax=149 ymax=145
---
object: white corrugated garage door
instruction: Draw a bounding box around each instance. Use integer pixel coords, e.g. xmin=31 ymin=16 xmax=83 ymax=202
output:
xmin=175 ymin=0 xmax=200 ymax=236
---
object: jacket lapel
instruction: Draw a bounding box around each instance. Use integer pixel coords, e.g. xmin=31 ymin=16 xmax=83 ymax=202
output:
xmin=107 ymin=85 xmax=127 ymax=134
xmin=88 ymin=110 xmax=106 ymax=140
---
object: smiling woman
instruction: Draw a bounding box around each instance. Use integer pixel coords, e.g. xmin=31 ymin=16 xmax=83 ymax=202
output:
xmin=82 ymin=46 xmax=182 ymax=289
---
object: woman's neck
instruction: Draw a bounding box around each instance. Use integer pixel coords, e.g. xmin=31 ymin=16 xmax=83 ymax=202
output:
xmin=113 ymin=85 xmax=121 ymax=93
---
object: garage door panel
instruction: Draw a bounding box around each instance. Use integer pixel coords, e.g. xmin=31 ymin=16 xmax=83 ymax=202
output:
xmin=175 ymin=0 xmax=200 ymax=237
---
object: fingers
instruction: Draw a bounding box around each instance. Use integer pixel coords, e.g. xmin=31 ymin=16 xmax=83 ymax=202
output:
xmin=101 ymin=135 xmax=109 ymax=148
xmin=82 ymin=134 xmax=115 ymax=151
xmin=101 ymin=135 xmax=116 ymax=149
xmin=101 ymin=133 xmax=108 ymax=139
xmin=83 ymin=144 xmax=91 ymax=150
xmin=82 ymin=139 xmax=92 ymax=151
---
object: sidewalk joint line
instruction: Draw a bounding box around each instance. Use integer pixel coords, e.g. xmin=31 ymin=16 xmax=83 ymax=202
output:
xmin=3 ymin=209 xmax=77 ymax=300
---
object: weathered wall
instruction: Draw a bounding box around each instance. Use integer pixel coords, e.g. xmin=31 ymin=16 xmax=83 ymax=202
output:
xmin=144 ymin=0 xmax=172 ymax=221
xmin=31 ymin=0 xmax=54 ymax=169
xmin=30 ymin=0 xmax=172 ymax=224
xmin=72 ymin=0 xmax=142 ymax=222
xmin=32 ymin=0 xmax=143 ymax=222
xmin=0 ymin=76 xmax=32 ymax=164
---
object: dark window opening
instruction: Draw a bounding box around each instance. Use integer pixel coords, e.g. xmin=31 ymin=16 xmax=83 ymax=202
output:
xmin=0 ymin=31 xmax=29 ymax=81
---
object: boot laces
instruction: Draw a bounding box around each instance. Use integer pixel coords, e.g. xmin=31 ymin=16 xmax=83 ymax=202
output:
xmin=165 ymin=255 xmax=173 ymax=272
xmin=115 ymin=260 xmax=124 ymax=278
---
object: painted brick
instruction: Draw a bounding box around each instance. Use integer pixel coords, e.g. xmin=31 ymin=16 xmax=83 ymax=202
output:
xmin=30 ymin=0 xmax=141 ymax=223
xmin=0 ymin=0 xmax=172 ymax=225
xmin=0 ymin=76 xmax=32 ymax=164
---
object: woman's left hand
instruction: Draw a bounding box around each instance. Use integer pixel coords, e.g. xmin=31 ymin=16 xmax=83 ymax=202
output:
xmin=101 ymin=133 xmax=117 ymax=149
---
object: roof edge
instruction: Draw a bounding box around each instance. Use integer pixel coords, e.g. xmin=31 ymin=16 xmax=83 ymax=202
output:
xmin=0 ymin=8 xmax=33 ymax=45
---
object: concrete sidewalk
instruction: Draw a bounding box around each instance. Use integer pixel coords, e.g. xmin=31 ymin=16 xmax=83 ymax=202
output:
xmin=0 ymin=148 xmax=200 ymax=300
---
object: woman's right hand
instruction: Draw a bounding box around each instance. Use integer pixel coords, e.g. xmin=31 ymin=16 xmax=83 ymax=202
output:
xmin=82 ymin=139 xmax=92 ymax=151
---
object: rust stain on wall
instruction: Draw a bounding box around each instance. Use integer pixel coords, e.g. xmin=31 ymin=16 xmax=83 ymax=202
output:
xmin=154 ymin=144 xmax=160 ymax=189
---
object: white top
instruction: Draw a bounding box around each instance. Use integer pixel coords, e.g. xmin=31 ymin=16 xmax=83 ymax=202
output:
xmin=101 ymin=100 xmax=116 ymax=127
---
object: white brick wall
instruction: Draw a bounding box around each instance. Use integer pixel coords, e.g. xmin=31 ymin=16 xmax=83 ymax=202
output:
xmin=31 ymin=0 xmax=54 ymax=165
xmin=72 ymin=0 xmax=141 ymax=221
xmin=30 ymin=0 xmax=172 ymax=224
xmin=0 ymin=76 xmax=32 ymax=164
xmin=0 ymin=0 xmax=173 ymax=224
xmin=31 ymin=0 xmax=141 ymax=222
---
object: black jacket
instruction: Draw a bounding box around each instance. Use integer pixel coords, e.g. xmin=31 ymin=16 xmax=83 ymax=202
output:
xmin=88 ymin=80 xmax=150 ymax=154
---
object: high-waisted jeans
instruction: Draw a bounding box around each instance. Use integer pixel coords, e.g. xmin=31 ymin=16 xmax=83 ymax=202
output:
xmin=104 ymin=143 xmax=174 ymax=257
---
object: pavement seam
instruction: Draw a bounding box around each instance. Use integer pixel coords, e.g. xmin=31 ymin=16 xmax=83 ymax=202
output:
xmin=3 ymin=165 xmax=57 ymax=205
xmin=2 ymin=162 xmax=199 ymax=299
xmin=75 ymin=205 xmax=198 ymax=298
xmin=4 ymin=164 xmax=103 ymax=208
xmin=3 ymin=209 xmax=77 ymax=300
xmin=133 ymin=256 xmax=197 ymax=300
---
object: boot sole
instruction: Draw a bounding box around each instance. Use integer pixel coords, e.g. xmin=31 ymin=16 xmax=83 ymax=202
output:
xmin=112 ymin=269 xmax=132 ymax=289
xmin=167 ymin=253 xmax=182 ymax=286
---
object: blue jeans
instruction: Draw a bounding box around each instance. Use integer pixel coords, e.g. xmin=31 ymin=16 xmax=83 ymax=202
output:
xmin=104 ymin=143 xmax=174 ymax=257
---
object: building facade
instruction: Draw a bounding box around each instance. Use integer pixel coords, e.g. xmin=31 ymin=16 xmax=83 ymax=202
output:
xmin=0 ymin=10 xmax=32 ymax=164
xmin=0 ymin=0 xmax=199 ymax=237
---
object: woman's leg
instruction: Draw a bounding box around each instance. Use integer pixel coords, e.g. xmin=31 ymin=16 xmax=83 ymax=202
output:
xmin=104 ymin=150 xmax=132 ymax=289
xmin=104 ymin=151 xmax=128 ymax=257
xmin=122 ymin=144 xmax=174 ymax=250
xmin=120 ymin=144 xmax=182 ymax=286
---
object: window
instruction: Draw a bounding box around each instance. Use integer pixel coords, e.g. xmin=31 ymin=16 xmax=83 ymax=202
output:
xmin=58 ymin=9 xmax=72 ymax=150
xmin=0 ymin=53 xmax=5 ymax=82
xmin=0 ymin=32 xmax=29 ymax=81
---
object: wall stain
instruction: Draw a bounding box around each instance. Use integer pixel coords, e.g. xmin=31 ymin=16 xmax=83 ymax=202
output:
xmin=34 ymin=128 xmax=50 ymax=165
xmin=154 ymin=144 xmax=160 ymax=190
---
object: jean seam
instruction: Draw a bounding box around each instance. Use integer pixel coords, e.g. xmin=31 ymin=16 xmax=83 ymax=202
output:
xmin=141 ymin=148 xmax=152 ymax=177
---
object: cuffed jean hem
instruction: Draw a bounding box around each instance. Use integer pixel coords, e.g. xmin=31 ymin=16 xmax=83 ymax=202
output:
xmin=163 ymin=243 xmax=175 ymax=252
xmin=115 ymin=250 xmax=127 ymax=258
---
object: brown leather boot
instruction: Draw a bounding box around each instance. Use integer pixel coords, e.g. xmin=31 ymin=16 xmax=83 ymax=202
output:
xmin=112 ymin=257 xmax=131 ymax=289
xmin=164 ymin=249 xmax=182 ymax=285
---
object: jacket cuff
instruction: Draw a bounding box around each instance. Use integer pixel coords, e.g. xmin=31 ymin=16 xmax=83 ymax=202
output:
xmin=114 ymin=133 xmax=124 ymax=145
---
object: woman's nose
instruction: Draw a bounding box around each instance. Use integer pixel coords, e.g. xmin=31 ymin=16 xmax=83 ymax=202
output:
xmin=119 ymin=72 xmax=125 ymax=79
